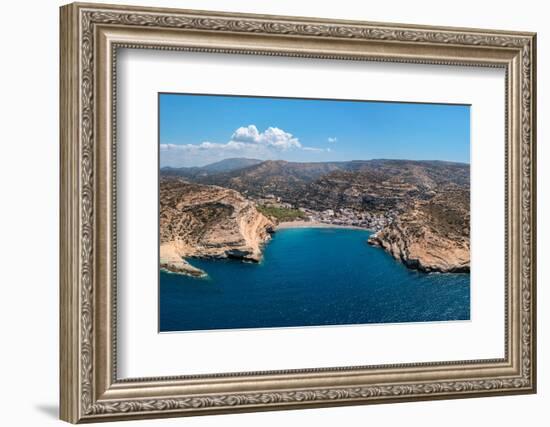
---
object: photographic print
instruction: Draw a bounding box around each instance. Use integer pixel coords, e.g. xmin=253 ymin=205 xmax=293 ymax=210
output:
xmin=159 ymin=94 xmax=471 ymax=332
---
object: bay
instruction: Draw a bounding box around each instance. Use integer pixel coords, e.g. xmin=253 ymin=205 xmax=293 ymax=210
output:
xmin=159 ymin=227 xmax=470 ymax=332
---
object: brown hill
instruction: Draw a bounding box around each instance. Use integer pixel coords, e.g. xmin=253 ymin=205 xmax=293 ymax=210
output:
xmin=187 ymin=159 xmax=469 ymax=212
xmin=160 ymin=178 xmax=274 ymax=276
xmin=368 ymin=187 xmax=470 ymax=272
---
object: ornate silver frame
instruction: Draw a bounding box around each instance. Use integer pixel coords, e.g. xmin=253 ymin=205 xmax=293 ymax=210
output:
xmin=60 ymin=2 xmax=537 ymax=423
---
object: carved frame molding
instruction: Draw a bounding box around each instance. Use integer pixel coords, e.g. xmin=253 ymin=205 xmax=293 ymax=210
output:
xmin=60 ymin=2 xmax=536 ymax=423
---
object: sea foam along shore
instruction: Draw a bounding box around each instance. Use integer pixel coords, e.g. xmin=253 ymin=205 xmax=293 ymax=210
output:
xmin=275 ymin=220 xmax=371 ymax=231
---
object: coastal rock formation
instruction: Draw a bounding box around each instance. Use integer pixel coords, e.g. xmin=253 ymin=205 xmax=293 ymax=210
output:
xmin=160 ymin=160 xmax=471 ymax=275
xmin=160 ymin=242 xmax=208 ymax=278
xmin=160 ymin=178 xmax=275 ymax=276
xmin=368 ymin=187 xmax=470 ymax=273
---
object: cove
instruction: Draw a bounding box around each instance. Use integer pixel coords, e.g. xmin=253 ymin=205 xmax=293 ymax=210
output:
xmin=159 ymin=227 xmax=470 ymax=332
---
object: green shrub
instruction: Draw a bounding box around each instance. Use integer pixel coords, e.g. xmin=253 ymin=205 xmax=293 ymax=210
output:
xmin=257 ymin=205 xmax=306 ymax=222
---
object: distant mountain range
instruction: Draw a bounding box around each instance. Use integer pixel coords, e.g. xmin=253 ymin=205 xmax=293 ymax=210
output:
xmin=161 ymin=157 xmax=264 ymax=178
xmin=162 ymin=157 xmax=469 ymax=183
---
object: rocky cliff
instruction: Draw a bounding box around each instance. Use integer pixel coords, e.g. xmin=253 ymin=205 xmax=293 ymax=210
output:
xmin=160 ymin=178 xmax=275 ymax=276
xmin=160 ymin=160 xmax=470 ymax=275
xmin=367 ymin=187 xmax=470 ymax=273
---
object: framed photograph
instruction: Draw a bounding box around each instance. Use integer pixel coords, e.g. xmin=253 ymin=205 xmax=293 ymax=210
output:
xmin=60 ymin=2 xmax=537 ymax=423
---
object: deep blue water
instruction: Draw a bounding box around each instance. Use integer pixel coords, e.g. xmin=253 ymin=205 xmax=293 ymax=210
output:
xmin=159 ymin=228 xmax=470 ymax=332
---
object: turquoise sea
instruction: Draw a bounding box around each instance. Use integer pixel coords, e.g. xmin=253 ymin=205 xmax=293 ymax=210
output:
xmin=159 ymin=228 xmax=470 ymax=332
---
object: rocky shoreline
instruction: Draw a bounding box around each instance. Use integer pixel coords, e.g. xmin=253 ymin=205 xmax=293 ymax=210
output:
xmin=159 ymin=178 xmax=274 ymax=277
xmin=160 ymin=242 xmax=208 ymax=277
xmin=367 ymin=231 xmax=469 ymax=273
xmin=367 ymin=191 xmax=470 ymax=273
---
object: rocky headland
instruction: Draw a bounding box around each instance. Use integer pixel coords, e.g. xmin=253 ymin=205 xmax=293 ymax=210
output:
xmin=367 ymin=187 xmax=470 ymax=272
xmin=160 ymin=178 xmax=274 ymax=277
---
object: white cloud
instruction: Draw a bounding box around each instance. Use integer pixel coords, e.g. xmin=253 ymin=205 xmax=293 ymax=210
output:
xmin=161 ymin=125 xmax=329 ymax=167
xmin=231 ymin=125 xmax=301 ymax=150
xmin=302 ymin=147 xmax=332 ymax=153
xmin=160 ymin=140 xmax=272 ymax=167
xmin=328 ymin=137 xmax=338 ymax=143
xmin=230 ymin=125 xmax=260 ymax=143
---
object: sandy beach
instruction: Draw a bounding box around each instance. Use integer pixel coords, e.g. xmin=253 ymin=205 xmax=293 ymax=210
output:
xmin=276 ymin=220 xmax=371 ymax=231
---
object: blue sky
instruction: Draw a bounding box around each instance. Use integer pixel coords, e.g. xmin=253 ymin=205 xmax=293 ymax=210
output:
xmin=159 ymin=93 xmax=470 ymax=168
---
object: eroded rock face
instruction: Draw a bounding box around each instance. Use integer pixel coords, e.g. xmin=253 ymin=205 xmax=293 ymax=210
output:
xmin=159 ymin=160 xmax=471 ymax=275
xmin=368 ymin=187 xmax=470 ymax=273
xmin=160 ymin=178 xmax=274 ymax=276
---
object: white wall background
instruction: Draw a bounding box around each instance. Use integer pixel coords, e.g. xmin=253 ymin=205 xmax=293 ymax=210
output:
xmin=0 ymin=0 xmax=545 ymax=426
